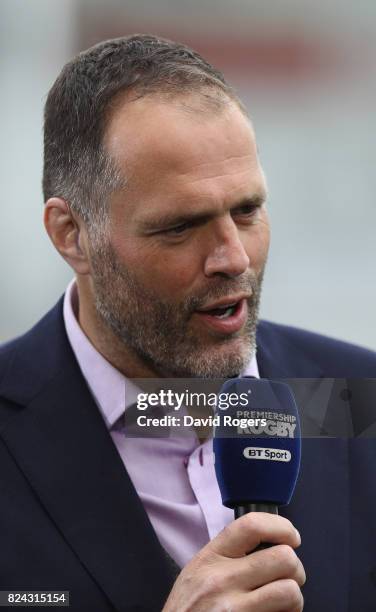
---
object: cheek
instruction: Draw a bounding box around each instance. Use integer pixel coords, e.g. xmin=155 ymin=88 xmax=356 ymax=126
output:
xmin=124 ymin=243 xmax=202 ymax=296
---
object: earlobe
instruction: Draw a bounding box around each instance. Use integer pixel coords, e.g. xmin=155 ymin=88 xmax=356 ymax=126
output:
xmin=44 ymin=198 xmax=90 ymax=275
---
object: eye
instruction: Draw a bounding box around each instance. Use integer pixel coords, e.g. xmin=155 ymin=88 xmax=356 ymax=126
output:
xmin=164 ymin=222 xmax=191 ymax=236
xmin=236 ymin=204 xmax=259 ymax=215
xmin=232 ymin=203 xmax=261 ymax=220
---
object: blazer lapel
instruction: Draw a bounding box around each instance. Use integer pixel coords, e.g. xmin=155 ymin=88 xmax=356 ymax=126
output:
xmin=256 ymin=320 xmax=324 ymax=379
xmin=0 ymin=299 xmax=176 ymax=611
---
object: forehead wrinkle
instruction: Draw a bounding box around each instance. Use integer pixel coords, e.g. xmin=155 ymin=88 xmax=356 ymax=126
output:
xmin=173 ymin=156 xmax=261 ymax=187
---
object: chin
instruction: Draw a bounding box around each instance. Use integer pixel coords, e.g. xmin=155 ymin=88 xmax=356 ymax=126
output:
xmin=178 ymin=337 xmax=254 ymax=379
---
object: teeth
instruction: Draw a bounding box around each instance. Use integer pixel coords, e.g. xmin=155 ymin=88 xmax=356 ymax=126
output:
xmin=197 ymin=301 xmax=239 ymax=318
xmin=214 ymin=305 xmax=236 ymax=319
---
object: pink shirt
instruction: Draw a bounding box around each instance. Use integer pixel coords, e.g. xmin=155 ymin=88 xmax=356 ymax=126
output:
xmin=63 ymin=279 xmax=259 ymax=568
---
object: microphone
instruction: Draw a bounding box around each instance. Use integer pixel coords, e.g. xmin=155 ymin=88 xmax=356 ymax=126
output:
xmin=213 ymin=378 xmax=301 ymax=520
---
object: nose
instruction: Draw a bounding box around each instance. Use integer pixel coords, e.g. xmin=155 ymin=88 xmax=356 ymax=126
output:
xmin=204 ymin=217 xmax=250 ymax=278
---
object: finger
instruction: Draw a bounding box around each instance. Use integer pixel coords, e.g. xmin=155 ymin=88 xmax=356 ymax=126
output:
xmin=230 ymin=544 xmax=306 ymax=591
xmin=210 ymin=512 xmax=301 ymax=558
xmin=237 ymin=578 xmax=304 ymax=612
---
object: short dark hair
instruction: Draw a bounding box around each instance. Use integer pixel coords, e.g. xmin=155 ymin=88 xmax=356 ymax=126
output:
xmin=43 ymin=34 xmax=245 ymax=227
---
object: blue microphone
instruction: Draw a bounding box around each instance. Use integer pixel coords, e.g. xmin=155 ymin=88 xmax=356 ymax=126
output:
xmin=213 ymin=378 xmax=301 ymax=518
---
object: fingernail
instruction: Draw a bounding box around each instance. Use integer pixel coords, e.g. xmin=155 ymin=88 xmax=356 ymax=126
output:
xmin=295 ymin=529 xmax=301 ymax=545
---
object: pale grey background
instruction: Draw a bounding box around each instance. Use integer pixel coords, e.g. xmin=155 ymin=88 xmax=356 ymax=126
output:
xmin=1 ymin=0 xmax=375 ymax=348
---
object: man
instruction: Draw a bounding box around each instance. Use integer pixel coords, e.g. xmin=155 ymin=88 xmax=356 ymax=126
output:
xmin=0 ymin=35 xmax=375 ymax=611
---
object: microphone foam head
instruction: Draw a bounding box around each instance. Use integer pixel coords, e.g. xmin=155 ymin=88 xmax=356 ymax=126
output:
xmin=213 ymin=378 xmax=301 ymax=508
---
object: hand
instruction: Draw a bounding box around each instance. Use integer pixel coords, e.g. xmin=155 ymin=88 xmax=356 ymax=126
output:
xmin=162 ymin=512 xmax=305 ymax=612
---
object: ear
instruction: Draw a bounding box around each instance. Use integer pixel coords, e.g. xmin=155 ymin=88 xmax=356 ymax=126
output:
xmin=44 ymin=198 xmax=91 ymax=275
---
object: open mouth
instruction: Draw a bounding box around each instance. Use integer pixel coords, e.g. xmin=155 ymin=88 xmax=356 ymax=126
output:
xmin=194 ymin=298 xmax=248 ymax=334
xmin=203 ymin=302 xmax=239 ymax=319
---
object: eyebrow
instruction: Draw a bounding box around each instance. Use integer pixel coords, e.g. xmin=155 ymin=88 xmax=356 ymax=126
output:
xmin=139 ymin=193 xmax=267 ymax=232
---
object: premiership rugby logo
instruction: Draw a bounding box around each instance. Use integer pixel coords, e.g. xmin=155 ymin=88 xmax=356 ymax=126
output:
xmin=243 ymin=447 xmax=292 ymax=462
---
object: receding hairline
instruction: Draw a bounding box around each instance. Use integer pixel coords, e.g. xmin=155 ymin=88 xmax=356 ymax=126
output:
xmin=100 ymin=88 xmax=254 ymax=191
xmin=103 ymin=83 xmax=250 ymax=137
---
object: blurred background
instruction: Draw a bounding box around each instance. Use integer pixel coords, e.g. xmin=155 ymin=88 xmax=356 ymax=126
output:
xmin=1 ymin=0 xmax=375 ymax=348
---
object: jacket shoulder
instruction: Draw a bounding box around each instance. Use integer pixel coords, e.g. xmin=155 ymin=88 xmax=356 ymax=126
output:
xmin=257 ymin=320 xmax=376 ymax=378
xmin=0 ymin=297 xmax=67 ymax=404
xmin=0 ymin=298 xmax=62 ymax=364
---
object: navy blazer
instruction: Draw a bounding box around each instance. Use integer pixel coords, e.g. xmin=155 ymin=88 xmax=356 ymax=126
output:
xmin=0 ymin=298 xmax=375 ymax=611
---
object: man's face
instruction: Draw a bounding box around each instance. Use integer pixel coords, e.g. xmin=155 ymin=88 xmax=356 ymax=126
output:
xmin=89 ymin=95 xmax=270 ymax=377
